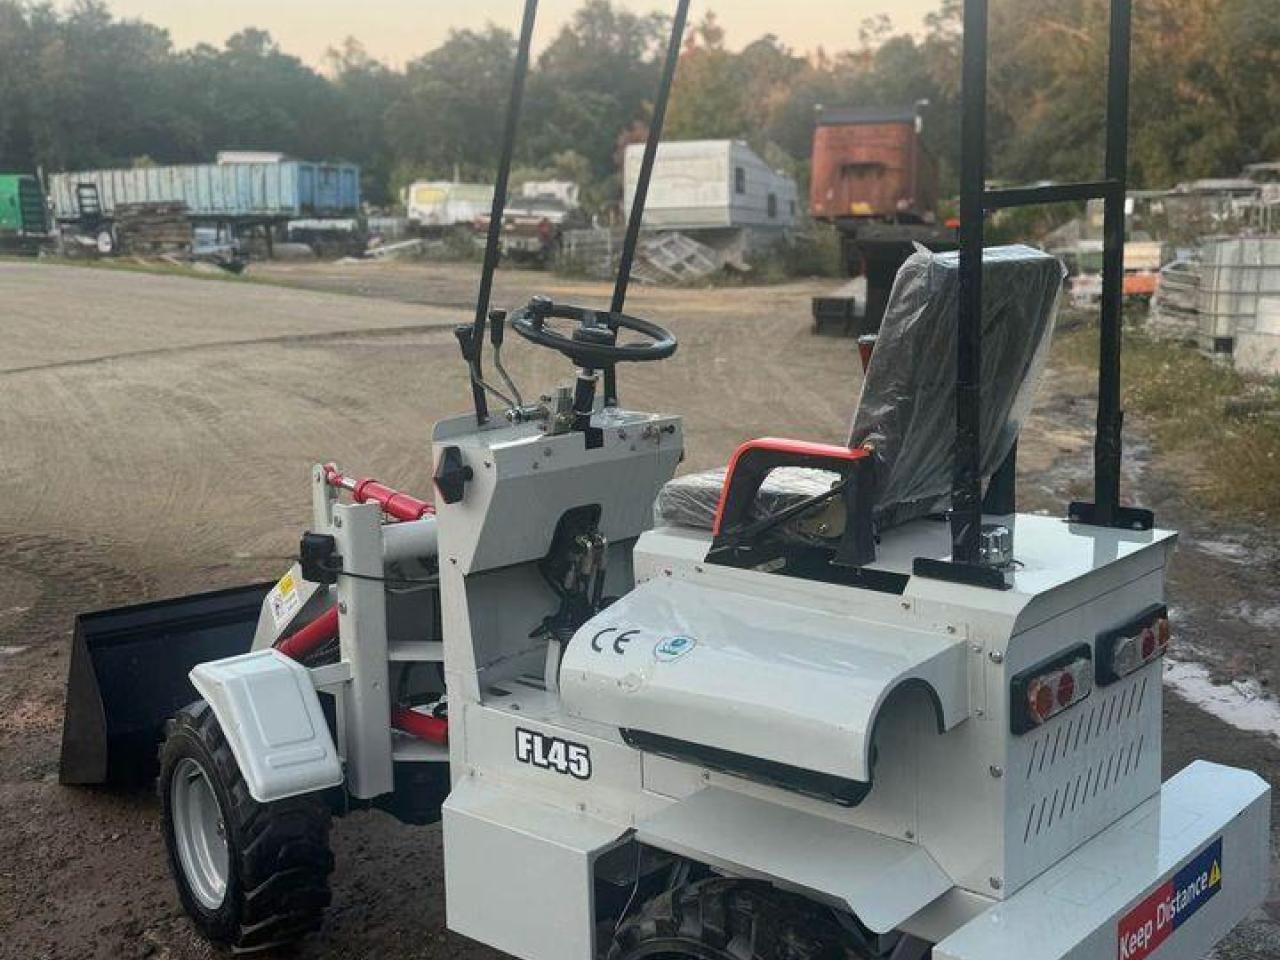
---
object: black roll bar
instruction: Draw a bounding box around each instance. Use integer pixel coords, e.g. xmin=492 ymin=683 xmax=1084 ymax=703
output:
xmin=469 ymin=0 xmax=539 ymax=426
xmin=604 ymin=0 xmax=691 ymax=407
xmin=920 ymin=0 xmax=1150 ymax=590
xmin=466 ymin=0 xmax=690 ymax=424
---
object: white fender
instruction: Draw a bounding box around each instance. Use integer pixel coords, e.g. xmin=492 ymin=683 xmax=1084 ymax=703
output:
xmin=190 ymin=649 xmax=343 ymax=802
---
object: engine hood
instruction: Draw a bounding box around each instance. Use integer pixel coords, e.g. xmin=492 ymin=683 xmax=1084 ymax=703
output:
xmin=559 ymin=575 xmax=970 ymax=789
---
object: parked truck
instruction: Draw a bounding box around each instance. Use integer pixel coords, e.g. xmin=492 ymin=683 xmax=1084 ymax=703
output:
xmin=0 ymin=173 xmax=49 ymax=252
xmin=810 ymin=105 xmax=956 ymax=332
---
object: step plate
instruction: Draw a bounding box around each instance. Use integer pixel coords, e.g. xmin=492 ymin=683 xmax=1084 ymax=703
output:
xmin=636 ymin=786 xmax=952 ymax=934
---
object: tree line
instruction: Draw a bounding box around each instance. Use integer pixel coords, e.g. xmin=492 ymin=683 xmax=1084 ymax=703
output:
xmin=0 ymin=0 xmax=1275 ymax=212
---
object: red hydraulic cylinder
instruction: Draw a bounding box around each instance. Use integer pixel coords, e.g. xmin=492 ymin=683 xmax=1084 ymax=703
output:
xmin=276 ymin=605 xmax=339 ymax=660
xmin=391 ymin=705 xmax=449 ymax=745
xmin=323 ymin=463 xmax=434 ymax=522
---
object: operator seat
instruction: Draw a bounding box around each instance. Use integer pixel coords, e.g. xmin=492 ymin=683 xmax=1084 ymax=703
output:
xmin=655 ymin=244 xmax=1064 ymax=539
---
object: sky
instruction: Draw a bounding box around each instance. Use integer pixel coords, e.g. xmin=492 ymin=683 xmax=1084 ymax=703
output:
xmin=100 ymin=1 xmax=939 ymax=68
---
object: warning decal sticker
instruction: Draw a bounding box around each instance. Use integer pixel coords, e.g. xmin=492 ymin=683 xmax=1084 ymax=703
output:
xmin=268 ymin=571 xmax=302 ymax=630
xmin=1118 ymin=837 xmax=1223 ymax=960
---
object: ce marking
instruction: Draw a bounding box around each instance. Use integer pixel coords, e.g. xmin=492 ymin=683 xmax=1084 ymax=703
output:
xmin=590 ymin=627 xmax=640 ymax=655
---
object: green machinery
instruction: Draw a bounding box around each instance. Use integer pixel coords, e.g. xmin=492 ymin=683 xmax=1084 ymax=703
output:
xmin=0 ymin=174 xmax=49 ymax=250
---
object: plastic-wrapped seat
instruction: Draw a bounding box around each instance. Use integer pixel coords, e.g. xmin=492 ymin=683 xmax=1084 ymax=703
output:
xmin=655 ymin=244 xmax=1063 ymax=534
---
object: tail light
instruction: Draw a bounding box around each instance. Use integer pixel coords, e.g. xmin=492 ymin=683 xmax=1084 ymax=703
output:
xmin=1011 ymin=644 xmax=1094 ymax=734
xmin=1096 ymin=605 xmax=1170 ymax=686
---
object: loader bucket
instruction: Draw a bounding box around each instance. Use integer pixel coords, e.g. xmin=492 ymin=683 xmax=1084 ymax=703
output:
xmin=60 ymin=582 xmax=271 ymax=787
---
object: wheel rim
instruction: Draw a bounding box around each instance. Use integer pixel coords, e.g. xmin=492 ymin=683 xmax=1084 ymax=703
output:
xmin=171 ymin=756 xmax=230 ymax=910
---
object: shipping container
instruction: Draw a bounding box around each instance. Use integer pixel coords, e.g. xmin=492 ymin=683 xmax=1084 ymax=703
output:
xmin=48 ymin=160 xmax=360 ymax=224
xmin=809 ymin=107 xmax=937 ymax=222
xmin=622 ymin=140 xmax=798 ymax=231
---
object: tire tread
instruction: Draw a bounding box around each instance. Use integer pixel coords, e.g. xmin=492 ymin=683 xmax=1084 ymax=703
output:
xmin=160 ymin=700 xmax=333 ymax=953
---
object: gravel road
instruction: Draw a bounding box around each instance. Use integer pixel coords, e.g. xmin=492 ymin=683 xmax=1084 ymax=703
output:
xmin=0 ymin=259 xmax=1274 ymax=960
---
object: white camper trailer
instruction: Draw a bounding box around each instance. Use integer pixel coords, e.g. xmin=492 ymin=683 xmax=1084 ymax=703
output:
xmin=623 ymin=140 xmax=798 ymax=232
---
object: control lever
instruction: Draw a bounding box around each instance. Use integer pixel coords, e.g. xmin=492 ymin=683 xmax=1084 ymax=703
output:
xmin=455 ymin=322 xmax=515 ymax=410
xmin=489 ymin=309 xmax=526 ymax=408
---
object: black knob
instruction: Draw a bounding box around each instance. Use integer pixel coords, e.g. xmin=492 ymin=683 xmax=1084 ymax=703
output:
xmin=433 ymin=445 xmax=474 ymax=505
xmin=454 ymin=324 xmax=475 ymax=362
xmin=489 ymin=308 xmax=507 ymax=347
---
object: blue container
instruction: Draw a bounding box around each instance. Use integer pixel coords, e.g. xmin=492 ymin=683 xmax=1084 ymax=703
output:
xmin=49 ymin=159 xmax=361 ymax=222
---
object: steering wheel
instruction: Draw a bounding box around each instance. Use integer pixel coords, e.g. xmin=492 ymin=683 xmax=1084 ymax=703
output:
xmin=509 ymin=297 xmax=677 ymax=368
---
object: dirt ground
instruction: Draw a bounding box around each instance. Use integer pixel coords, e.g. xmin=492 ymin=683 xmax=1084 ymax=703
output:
xmin=0 ymin=258 xmax=1276 ymax=959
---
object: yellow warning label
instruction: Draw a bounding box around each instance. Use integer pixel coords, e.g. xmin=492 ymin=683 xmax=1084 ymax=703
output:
xmin=1209 ymin=861 xmax=1221 ymax=887
xmin=268 ymin=571 xmax=302 ymax=630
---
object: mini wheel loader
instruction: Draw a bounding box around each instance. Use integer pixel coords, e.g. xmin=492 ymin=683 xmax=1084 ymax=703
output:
xmin=59 ymin=2 xmax=1270 ymax=959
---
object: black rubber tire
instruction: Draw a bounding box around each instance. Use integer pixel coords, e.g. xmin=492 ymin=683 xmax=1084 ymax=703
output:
xmin=159 ymin=700 xmax=334 ymax=953
xmin=609 ymin=877 xmax=865 ymax=960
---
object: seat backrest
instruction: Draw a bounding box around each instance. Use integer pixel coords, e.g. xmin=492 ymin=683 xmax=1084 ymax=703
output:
xmin=849 ymin=244 xmax=1064 ymax=530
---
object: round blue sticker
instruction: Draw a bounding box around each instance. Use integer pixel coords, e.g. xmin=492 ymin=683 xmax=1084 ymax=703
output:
xmin=654 ymin=635 xmax=697 ymax=661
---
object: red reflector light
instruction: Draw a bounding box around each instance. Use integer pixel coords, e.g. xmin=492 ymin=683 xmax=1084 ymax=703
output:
xmin=1057 ymin=670 xmax=1075 ymax=707
xmin=1012 ymin=646 xmax=1094 ymax=733
xmin=1029 ymin=680 xmax=1055 ymax=723
xmin=1097 ymin=607 xmax=1171 ymax=686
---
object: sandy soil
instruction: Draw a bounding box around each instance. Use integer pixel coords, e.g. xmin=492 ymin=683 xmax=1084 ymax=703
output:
xmin=0 ymin=259 xmax=1275 ymax=959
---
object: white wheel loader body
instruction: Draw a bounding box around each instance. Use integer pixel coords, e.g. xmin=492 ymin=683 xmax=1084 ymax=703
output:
xmin=428 ymin=406 xmax=1269 ymax=960
xmin=54 ymin=3 xmax=1271 ymax=957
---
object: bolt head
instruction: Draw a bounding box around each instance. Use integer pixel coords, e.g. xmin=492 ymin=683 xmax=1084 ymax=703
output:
xmin=337 ymin=601 xmax=348 ymax=614
xmin=990 ymin=764 xmax=1004 ymax=778
xmin=989 ymin=650 xmax=1004 ymax=664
